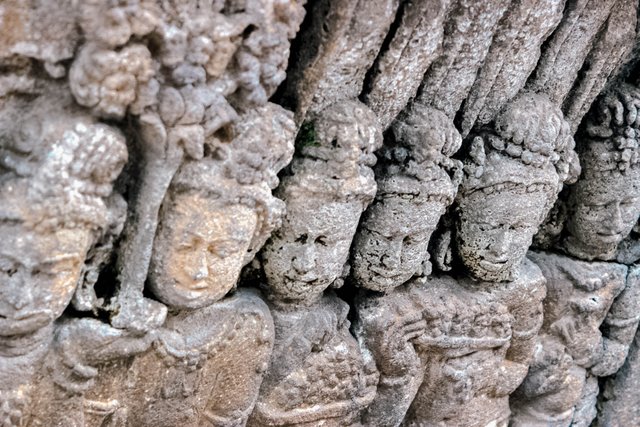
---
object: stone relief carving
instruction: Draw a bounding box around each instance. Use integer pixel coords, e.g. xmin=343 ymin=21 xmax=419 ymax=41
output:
xmin=356 ymin=93 xmax=579 ymax=427
xmin=73 ymin=105 xmax=295 ymax=427
xmin=351 ymin=103 xmax=462 ymax=426
xmin=0 ymin=88 xmax=130 ymax=427
xmin=2 ymin=1 xmax=640 ymax=426
xmin=249 ymin=100 xmax=382 ymax=426
xmin=511 ymin=82 xmax=640 ymax=427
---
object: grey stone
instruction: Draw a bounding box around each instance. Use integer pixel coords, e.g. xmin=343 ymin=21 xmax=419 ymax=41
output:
xmin=363 ymin=0 xmax=450 ymax=129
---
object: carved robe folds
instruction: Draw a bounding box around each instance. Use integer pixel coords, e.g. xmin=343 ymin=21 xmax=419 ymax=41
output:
xmin=357 ymin=257 xmax=546 ymax=427
xmin=78 ymin=289 xmax=273 ymax=427
xmin=511 ymin=251 xmax=640 ymax=427
xmin=250 ymin=293 xmax=377 ymax=426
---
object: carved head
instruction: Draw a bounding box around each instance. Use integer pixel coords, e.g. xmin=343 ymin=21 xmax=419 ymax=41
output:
xmin=352 ymin=105 xmax=462 ymax=292
xmin=261 ymin=101 xmax=382 ymax=302
xmin=0 ymin=103 xmax=128 ymax=337
xmin=456 ymin=93 xmax=580 ymax=282
xmin=149 ymin=104 xmax=295 ymax=309
xmin=563 ymin=83 xmax=640 ymax=261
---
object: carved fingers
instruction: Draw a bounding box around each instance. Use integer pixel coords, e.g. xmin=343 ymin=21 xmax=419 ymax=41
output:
xmin=370 ymin=311 xmax=426 ymax=377
xmin=551 ymin=316 xmax=579 ymax=345
xmin=52 ymin=318 xmax=157 ymax=393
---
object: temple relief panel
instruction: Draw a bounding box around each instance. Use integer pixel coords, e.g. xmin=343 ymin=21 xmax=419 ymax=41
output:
xmin=355 ymin=93 xmax=579 ymax=427
xmin=511 ymin=82 xmax=640 ymax=427
xmin=0 ymin=89 xmax=131 ymax=427
xmin=1 ymin=1 xmax=640 ymax=426
xmin=351 ymin=104 xmax=462 ymax=426
xmin=248 ymin=100 xmax=382 ymax=426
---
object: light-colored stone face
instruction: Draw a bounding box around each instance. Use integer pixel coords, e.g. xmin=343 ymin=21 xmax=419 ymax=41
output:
xmin=263 ymin=198 xmax=362 ymax=301
xmin=150 ymin=193 xmax=257 ymax=309
xmin=456 ymin=188 xmax=550 ymax=282
xmin=352 ymin=196 xmax=446 ymax=292
xmin=0 ymin=224 xmax=91 ymax=337
xmin=566 ymin=169 xmax=640 ymax=260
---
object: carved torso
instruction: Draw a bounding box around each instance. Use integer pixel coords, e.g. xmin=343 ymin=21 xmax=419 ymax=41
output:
xmin=81 ymin=289 xmax=273 ymax=427
xmin=250 ymin=293 xmax=377 ymax=426
xmin=511 ymin=251 xmax=637 ymax=427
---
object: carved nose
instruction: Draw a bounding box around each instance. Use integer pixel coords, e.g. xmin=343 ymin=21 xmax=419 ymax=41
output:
xmin=7 ymin=283 xmax=32 ymax=310
xmin=190 ymin=252 xmax=209 ymax=281
xmin=489 ymin=231 xmax=511 ymax=260
xmin=380 ymin=239 xmax=403 ymax=269
xmin=607 ymin=204 xmax=624 ymax=232
xmin=292 ymin=245 xmax=316 ymax=273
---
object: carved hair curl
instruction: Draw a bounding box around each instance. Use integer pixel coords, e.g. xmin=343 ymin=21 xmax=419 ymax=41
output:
xmin=168 ymin=104 xmax=295 ymax=263
xmin=0 ymin=116 xmax=128 ymax=236
xmin=462 ymin=93 xmax=581 ymax=196
xmin=581 ymin=82 xmax=640 ymax=173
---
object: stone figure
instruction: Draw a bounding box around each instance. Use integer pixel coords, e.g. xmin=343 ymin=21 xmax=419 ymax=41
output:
xmin=0 ymin=89 xmax=135 ymax=427
xmin=511 ymin=82 xmax=640 ymax=427
xmin=356 ymin=93 xmax=579 ymax=427
xmin=248 ymin=100 xmax=382 ymax=426
xmin=596 ymin=269 xmax=640 ymax=427
xmin=351 ymin=104 xmax=462 ymax=426
xmin=351 ymin=104 xmax=462 ymax=293
xmin=73 ymin=104 xmax=296 ymax=427
xmin=64 ymin=0 xmax=306 ymax=330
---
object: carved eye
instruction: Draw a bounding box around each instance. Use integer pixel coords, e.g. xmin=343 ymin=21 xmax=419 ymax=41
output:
xmin=0 ymin=259 xmax=17 ymax=277
xmin=1 ymin=267 xmax=17 ymax=277
xmin=403 ymin=236 xmax=417 ymax=245
xmin=315 ymin=236 xmax=328 ymax=246
xmin=209 ymin=243 xmax=232 ymax=259
xmin=295 ymin=234 xmax=308 ymax=244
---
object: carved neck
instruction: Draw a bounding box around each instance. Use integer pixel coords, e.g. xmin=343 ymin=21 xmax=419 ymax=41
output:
xmin=562 ymin=234 xmax=617 ymax=262
xmin=0 ymin=324 xmax=52 ymax=358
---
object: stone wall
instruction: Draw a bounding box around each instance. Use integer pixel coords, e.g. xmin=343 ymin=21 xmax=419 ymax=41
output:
xmin=1 ymin=1 xmax=639 ymax=426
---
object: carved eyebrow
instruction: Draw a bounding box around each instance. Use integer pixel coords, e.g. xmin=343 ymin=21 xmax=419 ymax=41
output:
xmin=41 ymin=253 xmax=81 ymax=264
xmin=184 ymin=230 xmax=210 ymax=241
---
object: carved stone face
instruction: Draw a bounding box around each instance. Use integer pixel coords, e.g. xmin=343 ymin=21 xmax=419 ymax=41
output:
xmin=263 ymin=198 xmax=362 ymax=301
xmin=150 ymin=192 xmax=257 ymax=309
xmin=565 ymin=169 xmax=640 ymax=260
xmin=456 ymin=188 xmax=550 ymax=282
xmin=352 ymin=195 xmax=447 ymax=292
xmin=0 ymin=224 xmax=91 ymax=337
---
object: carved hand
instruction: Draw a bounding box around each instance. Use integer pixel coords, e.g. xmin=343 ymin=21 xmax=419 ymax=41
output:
xmin=366 ymin=311 xmax=426 ymax=378
xmin=52 ymin=318 xmax=158 ymax=394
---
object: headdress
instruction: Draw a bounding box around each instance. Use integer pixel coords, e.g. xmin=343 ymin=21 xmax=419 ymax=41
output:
xmin=168 ymin=102 xmax=295 ymax=263
xmin=460 ymin=93 xmax=580 ymax=200
xmin=375 ymin=103 xmax=462 ymax=205
xmin=580 ymin=82 xmax=640 ymax=175
xmin=0 ymin=100 xmax=128 ymax=234
xmin=281 ymin=100 xmax=383 ymax=204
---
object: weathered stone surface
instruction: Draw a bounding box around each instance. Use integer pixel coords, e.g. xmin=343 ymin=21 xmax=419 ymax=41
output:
xmin=2 ymin=1 xmax=640 ymax=426
xmin=460 ymin=0 xmax=564 ymax=135
xmin=415 ymin=0 xmax=511 ymax=118
xmin=596 ymin=268 xmax=640 ymax=427
xmin=512 ymin=81 xmax=640 ymax=427
xmin=281 ymin=0 xmax=399 ymax=124
xmin=363 ymin=0 xmax=449 ymax=129
xmin=251 ymin=100 xmax=382 ymax=425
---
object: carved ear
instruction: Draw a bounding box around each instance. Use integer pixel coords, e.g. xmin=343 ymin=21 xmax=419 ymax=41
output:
xmin=329 ymin=263 xmax=351 ymax=289
xmin=431 ymin=227 xmax=453 ymax=272
xmin=468 ymin=136 xmax=486 ymax=166
xmin=72 ymin=194 xmax=127 ymax=312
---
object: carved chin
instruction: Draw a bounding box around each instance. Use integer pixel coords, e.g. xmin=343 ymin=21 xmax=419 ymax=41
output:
xmin=466 ymin=258 xmax=516 ymax=282
xmin=364 ymin=270 xmax=409 ymax=292
xmin=0 ymin=312 xmax=52 ymax=337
